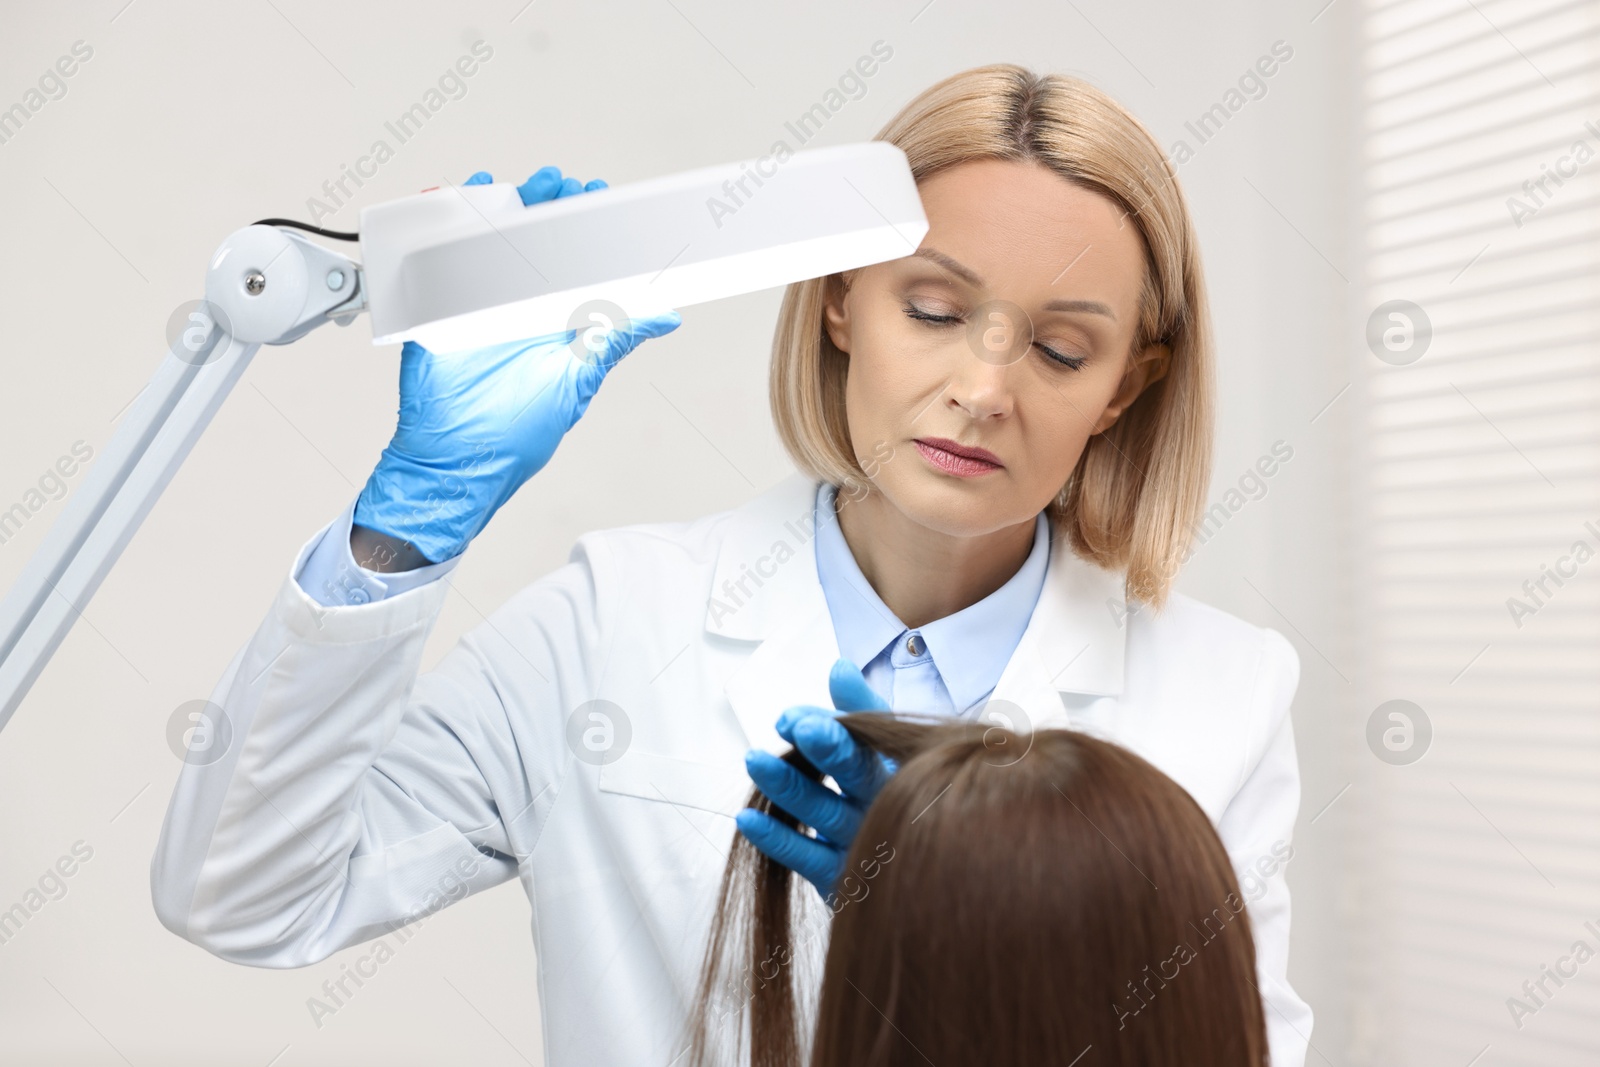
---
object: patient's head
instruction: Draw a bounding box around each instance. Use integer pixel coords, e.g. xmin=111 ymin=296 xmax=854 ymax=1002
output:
xmin=688 ymin=713 xmax=1268 ymax=1067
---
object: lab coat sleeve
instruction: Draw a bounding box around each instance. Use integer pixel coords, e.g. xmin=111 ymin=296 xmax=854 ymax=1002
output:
xmin=1218 ymin=626 xmax=1314 ymax=1067
xmin=150 ymin=513 xmax=603 ymax=968
xmin=296 ymin=495 xmax=463 ymax=607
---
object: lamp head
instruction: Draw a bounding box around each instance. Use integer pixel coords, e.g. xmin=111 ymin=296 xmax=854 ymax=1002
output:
xmin=357 ymin=142 xmax=929 ymax=353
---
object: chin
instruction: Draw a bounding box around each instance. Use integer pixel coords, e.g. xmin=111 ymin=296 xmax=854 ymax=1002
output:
xmin=875 ymin=470 xmax=1034 ymax=538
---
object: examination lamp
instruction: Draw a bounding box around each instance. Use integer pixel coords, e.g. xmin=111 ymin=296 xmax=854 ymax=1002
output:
xmin=0 ymin=141 xmax=929 ymax=732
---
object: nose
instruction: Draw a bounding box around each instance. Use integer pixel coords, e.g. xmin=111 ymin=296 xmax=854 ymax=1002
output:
xmin=944 ymin=344 xmax=1016 ymax=422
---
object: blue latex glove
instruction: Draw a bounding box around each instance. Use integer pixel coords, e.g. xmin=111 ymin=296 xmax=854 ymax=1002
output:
xmin=354 ymin=165 xmax=682 ymax=563
xmin=737 ymin=658 xmax=898 ymax=903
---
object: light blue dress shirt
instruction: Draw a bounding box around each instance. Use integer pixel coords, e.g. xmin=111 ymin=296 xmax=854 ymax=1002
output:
xmin=810 ymin=481 xmax=1049 ymax=717
xmin=296 ymin=483 xmax=1050 ymax=719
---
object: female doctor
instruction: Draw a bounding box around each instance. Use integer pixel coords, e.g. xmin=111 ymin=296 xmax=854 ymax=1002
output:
xmin=152 ymin=64 xmax=1312 ymax=1066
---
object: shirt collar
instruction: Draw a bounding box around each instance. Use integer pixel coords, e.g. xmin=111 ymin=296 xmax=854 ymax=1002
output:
xmin=813 ymin=481 xmax=1051 ymax=714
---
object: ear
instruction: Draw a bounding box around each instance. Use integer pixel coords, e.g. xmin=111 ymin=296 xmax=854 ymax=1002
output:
xmin=1092 ymin=342 xmax=1171 ymax=435
xmin=822 ymin=271 xmax=854 ymax=355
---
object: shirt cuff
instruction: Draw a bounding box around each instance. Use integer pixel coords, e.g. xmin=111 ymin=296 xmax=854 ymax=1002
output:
xmin=294 ymin=496 xmax=463 ymax=607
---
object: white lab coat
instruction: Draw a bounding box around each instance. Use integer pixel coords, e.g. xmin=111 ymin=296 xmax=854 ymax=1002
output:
xmin=151 ymin=470 xmax=1312 ymax=1066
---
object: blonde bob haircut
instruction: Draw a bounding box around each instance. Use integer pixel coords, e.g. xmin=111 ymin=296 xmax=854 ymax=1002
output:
xmin=769 ymin=64 xmax=1213 ymax=611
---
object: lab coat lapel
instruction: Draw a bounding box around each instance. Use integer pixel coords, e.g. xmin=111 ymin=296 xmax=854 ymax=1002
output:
xmin=707 ymin=473 xmax=840 ymax=752
xmin=724 ymin=602 xmax=841 ymax=752
xmin=986 ymin=523 xmax=1129 ymax=729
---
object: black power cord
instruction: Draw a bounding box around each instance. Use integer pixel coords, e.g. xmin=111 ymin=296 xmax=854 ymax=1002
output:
xmin=251 ymin=218 xmax=360 ymax=242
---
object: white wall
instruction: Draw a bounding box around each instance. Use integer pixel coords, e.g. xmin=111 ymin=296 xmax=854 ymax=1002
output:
xmin=0 ymin=1 xmax=1353 ymax=1062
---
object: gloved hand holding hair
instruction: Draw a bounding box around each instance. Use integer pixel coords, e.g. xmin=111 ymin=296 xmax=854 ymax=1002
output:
xmin=353 ymin=165 xmax=682 ymax=566
xmin=738 ymin=658 xmax=900 ymax=904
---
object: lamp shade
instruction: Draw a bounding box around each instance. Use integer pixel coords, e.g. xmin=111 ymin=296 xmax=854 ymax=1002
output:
xmin=358 ymin=141 xmax=929 ymax=353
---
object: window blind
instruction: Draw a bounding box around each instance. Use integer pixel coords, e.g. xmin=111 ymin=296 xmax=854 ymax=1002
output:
xmin=1355 ymin=0 xmax=1600 ymax=1063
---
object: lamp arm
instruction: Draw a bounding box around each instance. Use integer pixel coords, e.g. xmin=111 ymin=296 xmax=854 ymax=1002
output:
xmin=0 ymin=225 xmax=365 ymax=733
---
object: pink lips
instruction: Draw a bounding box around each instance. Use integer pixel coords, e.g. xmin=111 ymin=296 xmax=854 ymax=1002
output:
xmin=914 ymin=437 xmax=1003 ymax=477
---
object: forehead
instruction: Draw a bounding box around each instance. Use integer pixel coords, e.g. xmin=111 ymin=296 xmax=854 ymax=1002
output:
xmin=908 ymin=158 xmax=1147 ymax=313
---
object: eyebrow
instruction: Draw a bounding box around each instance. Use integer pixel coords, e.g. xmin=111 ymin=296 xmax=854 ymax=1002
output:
xmin=911 ymin=247 xmax=1117 ymax=320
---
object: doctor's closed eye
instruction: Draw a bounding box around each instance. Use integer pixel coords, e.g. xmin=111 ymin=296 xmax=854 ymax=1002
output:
xmin=901 ymin=300 xmax=1090 ymax=370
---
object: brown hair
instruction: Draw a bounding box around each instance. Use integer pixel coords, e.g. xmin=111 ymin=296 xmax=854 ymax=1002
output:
xmin=685 ymin=714 xmax=1268 ymax=1066
xmin=769 ymin=64 xmax=1214 ymax=610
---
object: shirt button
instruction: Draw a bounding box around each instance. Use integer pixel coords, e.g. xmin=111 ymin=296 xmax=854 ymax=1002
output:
xmin=347 ymin=588 xmax=371 ymax=605
xmin=906 ymin=633 xmax=923 ymax=657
